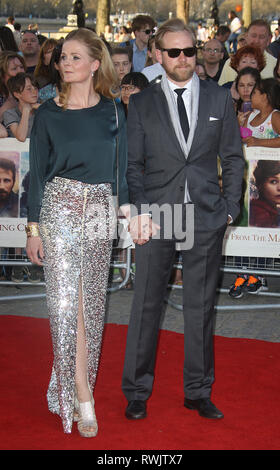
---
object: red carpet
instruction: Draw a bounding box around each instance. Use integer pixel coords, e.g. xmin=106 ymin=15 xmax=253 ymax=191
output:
xmin=0 ymin=315 xmax=279 ymax=450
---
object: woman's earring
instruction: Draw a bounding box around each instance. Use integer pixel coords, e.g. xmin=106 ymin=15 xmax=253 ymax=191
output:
xmin=91 ymin=71 xmax=95 ymax=78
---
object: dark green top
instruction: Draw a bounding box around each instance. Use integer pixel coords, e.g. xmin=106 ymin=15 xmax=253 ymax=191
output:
xmin=28 ymin=95 xmax=129 ymax=222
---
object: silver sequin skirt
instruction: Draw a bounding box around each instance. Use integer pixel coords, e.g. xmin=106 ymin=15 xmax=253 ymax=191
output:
xmin=39 ymin=177 xmax=115 ymax=433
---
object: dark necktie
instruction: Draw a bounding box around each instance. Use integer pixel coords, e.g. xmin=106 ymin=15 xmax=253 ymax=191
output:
xmin=174 ymin=88 xmax=189 ymax=143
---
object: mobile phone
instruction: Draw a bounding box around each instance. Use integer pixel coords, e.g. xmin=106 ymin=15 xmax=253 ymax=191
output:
xmin=241 ymin=101 xmax=252 ymax=113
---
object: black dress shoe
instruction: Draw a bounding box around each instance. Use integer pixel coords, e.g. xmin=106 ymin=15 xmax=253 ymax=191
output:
xmin=125 ymin=400 xmax=147 ymax=420
xmin=184 ymin=398 xmax=224 ymax=419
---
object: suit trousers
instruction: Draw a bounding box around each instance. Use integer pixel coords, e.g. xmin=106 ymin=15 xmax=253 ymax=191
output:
xmin=122 ymin=221 xmax=227 ymax=401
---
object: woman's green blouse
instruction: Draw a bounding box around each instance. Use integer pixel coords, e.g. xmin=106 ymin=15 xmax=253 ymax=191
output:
xmin=28 ymin=96 xmax=129 ymax=222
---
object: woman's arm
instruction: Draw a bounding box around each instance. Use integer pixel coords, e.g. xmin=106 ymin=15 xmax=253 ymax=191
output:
xmin=26 ymin=107 xmax=51 ymax=265
xmin=272 ymin=111 xmax=280 ymax=136
xmin=26 ymin=223 xmax=44 ymax=266
xmin=245 ymin=136 xmax=280 ymax=148
xmin=245 ymin=113 xmax=280 ymax=148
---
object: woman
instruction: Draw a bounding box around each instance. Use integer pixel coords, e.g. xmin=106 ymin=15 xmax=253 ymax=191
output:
xmin=244 ymin=78 xmax=280 ymax=147
xmin=0 ymin=52 xmax=26 ymax=137
xmin=223 ymin=45 xmax=265 ymax=102
xmin=0 ymin=52 xmax=26 ymax=120
xmin=120 ymin=71 xmax=149 ymax=115
xmin=26 ymin=28 xmax=129 ymax=437
xmin=38 ymin=43 xmax=63 ymax=102
xmin=34 ymin=38 xmax=59 ymax=88
xmin=227 ymin=11 xmax=242 ymax=53
xmin=234 ymin=67 xmax=261 ymax=128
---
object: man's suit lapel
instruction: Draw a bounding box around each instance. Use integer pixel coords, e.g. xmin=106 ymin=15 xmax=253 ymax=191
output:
xmin=153 ymin=84 xmax=186 ymax=162
xmin=188 ymin=81 xmax=210 ymax=160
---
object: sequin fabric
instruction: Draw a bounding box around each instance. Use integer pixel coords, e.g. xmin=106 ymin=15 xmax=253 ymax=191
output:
xmin=39 ymin=177 xmax=115 ymax=433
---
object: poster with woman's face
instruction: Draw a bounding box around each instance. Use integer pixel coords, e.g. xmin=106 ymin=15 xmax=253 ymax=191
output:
xmin=249 ymin=159 xmax=280 ymax=228
xmin=223 ymin=147 xmax=280 ymax=259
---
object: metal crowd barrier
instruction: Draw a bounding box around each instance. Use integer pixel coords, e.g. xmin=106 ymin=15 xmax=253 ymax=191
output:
xmin=1 ymin=248 xmax=279 ymax=312
xmin=167 ymin=254 xmax=280 ymax=312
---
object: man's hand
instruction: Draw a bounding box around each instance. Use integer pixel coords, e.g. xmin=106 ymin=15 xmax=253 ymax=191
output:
xmin=128 ymin=214 xmax=160 ymax=245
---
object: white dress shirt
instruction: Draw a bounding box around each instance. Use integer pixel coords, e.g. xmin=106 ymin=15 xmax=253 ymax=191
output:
xmin=167 ymin=78 xmax=192 ymax=124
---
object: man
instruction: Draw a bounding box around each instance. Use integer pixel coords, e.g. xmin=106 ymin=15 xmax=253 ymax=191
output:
xmin=19 ymin=30 xmax=40 ymax=75
xmin=6 ymin=16 xmax=15 ymax=32
xmin=196 ymin=22 xmax=207 ymax=46
xmin=201 ymin=38 xmax=224 ymax=82
xmin=215 ymin=25 xmax=231 ymax=61
xmin=218 ymin=19 xmax=277 ymax=85
xmin=0 ymin=158 xmax=19 ymax=218
xmin=111 ymin=47 xmax=132 ymax=84
xmin=268 ymin=19 xmax=280 ymax=58
xmin=120 ymin=15 xmax=156 ymax=72
xmin=122 ymin=19 xmax=244 ymax=421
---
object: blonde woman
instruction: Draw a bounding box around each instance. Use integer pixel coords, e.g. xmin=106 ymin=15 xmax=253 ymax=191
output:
xmin=26 ymin=28 xmax=129 ymax=437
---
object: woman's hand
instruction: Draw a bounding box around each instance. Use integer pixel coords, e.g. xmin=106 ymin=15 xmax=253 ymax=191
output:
xmin=26 ymin=236 xmax=44 ymax=266
xmin=244 ymin=136 xmax=259 ymax=147
xmin=237 ymin=110 xmax=251 ymax=127
xmin=128 ymin=214 xmax=160 ymax=245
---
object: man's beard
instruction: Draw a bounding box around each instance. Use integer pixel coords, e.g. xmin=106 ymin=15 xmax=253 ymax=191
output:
xmin=164 ymin=63 xmax=195 ymax=83
xmin=0 ymin=190 xmax=9 ymax=200
xmin=23 ymin=50 xmax=36 ymax=58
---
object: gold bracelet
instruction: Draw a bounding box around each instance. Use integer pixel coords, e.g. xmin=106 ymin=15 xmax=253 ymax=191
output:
xmin=25 ymin=224 xmax=40 ymax=238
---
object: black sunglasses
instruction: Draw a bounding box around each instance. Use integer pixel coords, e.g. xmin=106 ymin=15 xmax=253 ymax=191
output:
xmin=141 ymin=28 xmax=155 ymax=35
xmin=161 ymin=47 xmax=197 ymax=58
xmin=21 ymin=29 xmax=38 ymax=36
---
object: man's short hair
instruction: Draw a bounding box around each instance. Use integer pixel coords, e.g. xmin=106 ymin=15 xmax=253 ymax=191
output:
xmin=0 ymin=158 xmax=16 ymax=183
xmin=248 ymin=19 xmax=272 ymax=37
xmin=216 ymin=25 xmax=230 ymax=36
xmin=203 ymin=38 xmax=223 ymax=51
xmin=155 ymin=18 xmax=196 ymax=50
xmin=131 ymin=15 xmax=156 ymax=33
xmin=111 ymin=46 xmax=132 ymax=62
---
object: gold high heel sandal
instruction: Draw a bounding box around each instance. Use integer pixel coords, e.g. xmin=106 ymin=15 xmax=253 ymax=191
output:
xmin=77 ymin=396 xmax=98 ymax=438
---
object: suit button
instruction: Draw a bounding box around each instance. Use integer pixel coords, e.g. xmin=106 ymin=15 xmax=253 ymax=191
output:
xmin=180 ymin=186 xmax=184 ymax=191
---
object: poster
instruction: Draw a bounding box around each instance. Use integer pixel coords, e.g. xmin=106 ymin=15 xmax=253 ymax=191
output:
xmin=223 ymin=146 xmax=280 ymax=258
xmin=0 ymin=138 xmax=29 ymax=248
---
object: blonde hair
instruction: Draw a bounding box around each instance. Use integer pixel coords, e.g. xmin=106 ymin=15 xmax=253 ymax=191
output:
xmin=59 ymin=28 xmax=119 ymax=108
xmin=155 ymin=18 xmax=196 ymax=50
